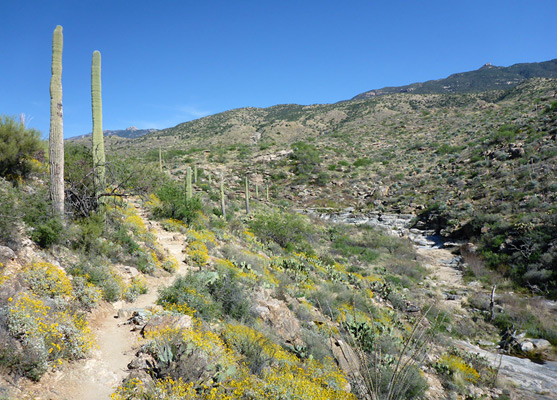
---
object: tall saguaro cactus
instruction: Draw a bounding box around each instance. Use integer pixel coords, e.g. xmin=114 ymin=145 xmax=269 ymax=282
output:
xmin=49 ymin=25 xmax=64 ymax=218
xmin=220 ymin=179 xmax=226 ymax=219
xmin=91 ymin=50 xmax=105 ymax=197
xmin=186 ymin=167 xmax=193 ymax=202
xmin=245 ymin=176 xmax=250 ymax=214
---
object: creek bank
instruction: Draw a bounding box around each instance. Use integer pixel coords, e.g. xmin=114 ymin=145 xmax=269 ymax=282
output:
xmin=305 ymin=207 xmax=557 ymax=399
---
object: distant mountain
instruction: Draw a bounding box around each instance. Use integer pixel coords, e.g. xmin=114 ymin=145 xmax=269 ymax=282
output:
xmin=69 ymin=126 xmax=157 ymax=140
xmin=352 ymin=58 xmax=557 ymax=100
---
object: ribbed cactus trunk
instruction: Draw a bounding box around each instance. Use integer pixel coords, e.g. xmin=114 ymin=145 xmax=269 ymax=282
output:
xmin=245 ymin=176 xmax=250 ymax=214
xmin=186 ymin=167 xmax=192 ymax=202
xmin=255 ymin=183 xmax=259 ymax=199
xmin=49 ymin=25 xmax=64 ymax=219
xmin=220 ymin=180 xmax=226 ymax=219
xmin=159 ymin=146 xmax=163 ymax=173
xmin=91 ymin=50 xmax=105 ymax=198
xmin=194 ymin=165 xmax=198 ymax=184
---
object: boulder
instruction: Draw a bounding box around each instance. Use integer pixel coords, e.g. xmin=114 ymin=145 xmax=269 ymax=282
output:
xmin=531 ymin=338 xmax=552 ymax=351
xmin=141 ymin=314 xmax=193 ymax=336
xmin=0 ymin=245 xmax=16 ymax=264
xmin=253 ymin=290 xmax=301 ymax=344
xmin=329 ymin=338 xmax=360 ymax=376
xmin=521 ymin=341 xmax=534 ymax=352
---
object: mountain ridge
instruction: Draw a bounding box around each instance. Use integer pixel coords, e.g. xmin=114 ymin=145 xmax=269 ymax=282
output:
xmin=352 ymin=58 xmax=557 ymax=100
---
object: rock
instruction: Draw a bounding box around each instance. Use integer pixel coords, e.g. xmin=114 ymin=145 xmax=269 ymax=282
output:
xmin=141 ymin=314 xmax=193 ymax=336
xmin=521 ymin=341 xmax=535 ymax=352
xmin=0 ymin=245 xmax=16 ymax=264
xmin=127 ymin=353 xmax=155 ymax=370
xmin=456 ymin=340 xmax=557 ymax=394
xmin=124 ymin=266 xmax=140 ymax=277
xmin=117 ymin=307 xmax=144 ymax=320
xmin=329 ymin=338 xmax=360 ymax=376
xmin=253 ymin=290 xmax=301 ymax=343
xmin=531 ymin=339 xmax=552 ymax=351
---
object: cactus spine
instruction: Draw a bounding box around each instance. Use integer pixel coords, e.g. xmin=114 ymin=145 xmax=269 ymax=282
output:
xmin=245 ymin=176 xmax=250 ymax=214
xmin=91 ymin=50 xmax=105 ymax=197
xmin=186 ymin=167 xmax=192 ymax=202
xmin=220 ymin=179 xmax=226 ymax=219
xmin=49 ymin=25 xmax=64 ymax=218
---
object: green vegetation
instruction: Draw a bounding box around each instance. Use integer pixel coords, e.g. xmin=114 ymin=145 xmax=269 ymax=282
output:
xmin=0 ymin=116 xmax=42 ymax=182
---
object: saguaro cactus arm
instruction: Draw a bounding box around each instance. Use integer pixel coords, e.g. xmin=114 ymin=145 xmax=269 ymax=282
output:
xmin=49 ymin=25 xmax=64 ymax=218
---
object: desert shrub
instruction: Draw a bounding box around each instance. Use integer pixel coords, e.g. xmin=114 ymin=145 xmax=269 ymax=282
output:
xmin=157 ymin=272 xmax=221 ymax=320
xmin=68 ymin=260 xmax=125 ymax=302
xmin=0 ymin=179 xmax=22 ymax=243
xmin=0 ymin=115 xmax=42 ymax=182
xmin=289 ymin=141 xmax=321 ymax=177
xmin=21 ymin=262 xmax=72 ymax=298
xmin=30 ymin=217 xmax=64 ymax=248
xmin=153 ymin=181 xmax=203 ymax=225
xmin=158 ymin=267 xmax=251 ymax=322
xmin=186 ymin=240 xmax=209 ymax=267
xmin=249 ymin=210 xmax=316 ymax=254
xmin=2 ymin=291 xmax=94 ymax=380
xmin=123 ymin=275 xmax=148 ymax=302
xmin=71 ymin=276 xmax=102 ymax=310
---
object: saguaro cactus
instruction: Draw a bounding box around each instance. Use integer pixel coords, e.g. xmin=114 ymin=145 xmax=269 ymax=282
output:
xmin=49 ymin=25 xmax=64 ymax=218
xmin=159 ymin=146 xmax=163 ymax=173
xmin=266 ymin=184 xmax=270 ymax=202
xmin=91 ymin=50 xmax=105 ymax=196
xmin=186 ymin=167 xmax=192 ymax=202
xmin=245 ymin=176 xmax=250 ymax=214
xmin=220 ymin=179 xmax=226 ymax=219
xmin=194 ymin=165 xmax=198 ymax=184
xmin=255 ymin=183 xmax=259 ymax=199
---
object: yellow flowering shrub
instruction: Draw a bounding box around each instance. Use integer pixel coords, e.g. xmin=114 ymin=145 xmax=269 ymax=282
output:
xmin=187 ymin=240 xmax=209 ymax=266
xmin=186 ymin=228 xmax=217 ymax=246
xmin=112 ymin=324 xmax=354 ymax=400
xmin=436 ymin=354 xmax=480 ymax=384
xmin=6 ymin=292 xmax=94 ymax=380
xmin=161 ymin=218 xmax=187 ymax=232
xmin=21 ymin=262 xmax=72 ymax=298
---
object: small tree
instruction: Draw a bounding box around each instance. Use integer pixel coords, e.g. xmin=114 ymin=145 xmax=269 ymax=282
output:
xmin=0 ymin=115 xmax=42 ymax=182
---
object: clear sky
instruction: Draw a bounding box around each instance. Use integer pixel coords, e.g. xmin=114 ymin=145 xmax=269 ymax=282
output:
xmin=1 ymin=0 xmax=556 ymax=138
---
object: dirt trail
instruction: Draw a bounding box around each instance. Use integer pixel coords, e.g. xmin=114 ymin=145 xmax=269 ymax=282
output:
xmin=20 ymin=203 xmax=189 ymax=400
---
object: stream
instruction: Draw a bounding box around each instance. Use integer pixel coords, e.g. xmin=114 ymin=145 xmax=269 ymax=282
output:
xmin=303 ymin=207 xmax=557 ymax=399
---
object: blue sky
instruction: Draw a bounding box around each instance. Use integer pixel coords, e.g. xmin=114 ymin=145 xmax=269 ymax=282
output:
xmin=1 ymin=0 xmax=556 ymax=138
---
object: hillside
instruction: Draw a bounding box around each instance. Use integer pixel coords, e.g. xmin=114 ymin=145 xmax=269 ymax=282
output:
xmin=352 ymin=58 xmax=557 ymax=99
xmin=105 ymin=78 xmax=557 ymax=295
xmin=1 ymin=70 xmax=556 ymax=400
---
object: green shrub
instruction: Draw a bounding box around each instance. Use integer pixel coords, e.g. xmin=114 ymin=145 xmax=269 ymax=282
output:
xmin=30 ymin=218 xmax=63 ymax=248
xmin=249 ymin=210 xmax=315 ymax=254
xmin=0 ymin=115 xmax=42 ymax=182
xmin=153 ymin=181 xmax=203 ymax=225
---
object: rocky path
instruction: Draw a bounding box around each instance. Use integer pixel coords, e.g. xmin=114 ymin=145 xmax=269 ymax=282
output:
xmin=20 ymin=203 xmax=189 ymax=400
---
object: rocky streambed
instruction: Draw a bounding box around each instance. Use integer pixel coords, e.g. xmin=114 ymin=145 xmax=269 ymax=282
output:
xmin=303 ymin=207 xmax=557 ymax=399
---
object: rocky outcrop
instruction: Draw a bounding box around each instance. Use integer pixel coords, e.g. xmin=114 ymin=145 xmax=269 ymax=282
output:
xmin=456 ymin=340 xmax=557 ymax=396
xmin=253 ymin=289 xmax=301 ymax=344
